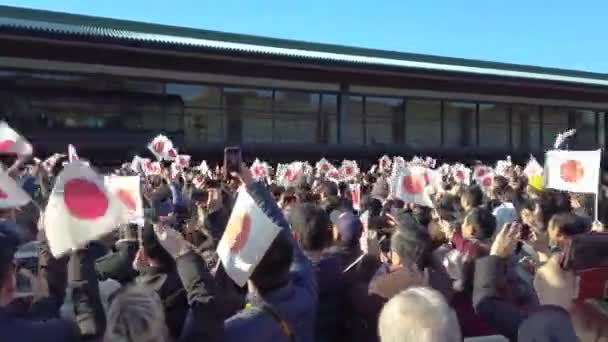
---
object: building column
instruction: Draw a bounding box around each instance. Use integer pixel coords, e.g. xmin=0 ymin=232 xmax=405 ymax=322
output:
xmin=337 ymin=83 xmax=350 ymax=144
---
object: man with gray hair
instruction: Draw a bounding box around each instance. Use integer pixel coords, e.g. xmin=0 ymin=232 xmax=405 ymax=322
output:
xmin=378 ymin=287 xmax=462 ymax=342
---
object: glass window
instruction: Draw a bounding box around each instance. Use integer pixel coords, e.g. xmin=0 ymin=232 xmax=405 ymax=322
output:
xmin=344 ymin=96 xmax=364 ymax=145
xmin=365 ymin=97 xmax=403 ymax=145
xmin=223 ymin=87 xmax=272 ymax=110
xmin=444 ymin=102 xmax=476 ymax=147
xmin=184 ymin=108 xmax=224 ymax=143
xmin=242 ymin=111 xmax=273 ymax=143
xmin=572 ymin=109 xmax=597 ymax=149
xmin=166 ymin=83 xmax=222 ymax=107
xmin=274 ymin=112 xmax=317 ymax=143
xmin=478 ymin=103 xmax=509 ymax=148
xmin=512 ymin=105 xmax=541 ymax=150
xmin=542 ymin=107 xmax=569 ymax=148
xmin=511 ymin=108 xmax=521 ymax=149
xmin=322 ymin=94 xmax=338 ymax=144
xmin=405 ymin=99 xmax=441 ymax=147
xmin=274 ymin=90 xmax=320 ymax=112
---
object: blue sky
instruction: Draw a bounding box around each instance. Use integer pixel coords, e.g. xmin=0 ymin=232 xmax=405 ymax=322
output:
xmin=4 ymin=0 xmax=607 ymax=73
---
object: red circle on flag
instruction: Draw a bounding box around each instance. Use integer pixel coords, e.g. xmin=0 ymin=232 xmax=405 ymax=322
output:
xmin=322 ymin=163 xmax=330 ymax=171
xmin=482 ymin=177 xmax=493 ymax=187
xmin=285 ymin=169 xmax=296 ymax=182
xmin=168 ymin=149 xmax=177 ymax=158
xmin=345 ymin=167 xmax=353 ymax=176
xmin=476 ymin=168 xmax=486 ymax=178
xmin=153 ymin=141 xmax=164 ymax=154
xmin=254 ymin=166 xmax=263 ymax=177
xmin=403 ymin=175 xmax=426 ymax=194
xmin=455 ymin=170 xmax=464 ymax=180
xmin=115 ymin=189 xmax=137 ymax=213
xmin=0 ymin=140 xmax=15 ymax=152
xmin=63 ymin=179 xmax=109 ymax=220
xmin=560 ymin=160 xmax=584 ymax=183
xmin=224 ymin=212 xmax=251 ymax=253
xmin=0 ymin=190 xmax=7 ymax=199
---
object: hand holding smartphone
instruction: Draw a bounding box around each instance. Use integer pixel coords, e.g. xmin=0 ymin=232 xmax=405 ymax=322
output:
xmin=223 ymin=147 xmax=242 ymax=180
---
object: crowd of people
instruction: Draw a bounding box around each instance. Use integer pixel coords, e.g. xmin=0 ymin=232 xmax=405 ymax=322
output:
xmin=0 ymin=148 xmax=607 ymax=342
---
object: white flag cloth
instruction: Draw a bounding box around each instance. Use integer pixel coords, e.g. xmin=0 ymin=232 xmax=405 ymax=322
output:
xmin=176 ymin=155 xmax=191 ymax=169
xmin=391 ymin=165 xmax=434 ymax=208
xmin=147 ymin=135 xmax=177 ymax=161
xmin=217 ymin=188 xmax=282 ymax=287
xmin=0 ymin=122 xmax=33 ymax=156
xmin=104 ymin=176 xmax=143 ymax=221
xmin=44 ymin=162 xmax=127 ymax=257
xmin=544 ymin=149 xmax=601 ymax=194
xmin=68 ymin=144 xmax=79 ymax=162
xmin=0 ymin=172 xmax=31 ymax=208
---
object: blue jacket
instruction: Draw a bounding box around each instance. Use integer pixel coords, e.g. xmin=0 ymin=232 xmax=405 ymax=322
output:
xmin=224 ymin=181 xmax=318 ymax=342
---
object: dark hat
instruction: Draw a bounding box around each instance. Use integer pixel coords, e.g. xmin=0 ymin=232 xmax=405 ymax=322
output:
xmin=334 ymin=212 xmax=363 ymax=245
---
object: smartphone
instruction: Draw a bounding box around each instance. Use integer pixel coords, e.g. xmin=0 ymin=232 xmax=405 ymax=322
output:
xmin=519 ymin=223 xmax=531 ymax=241
xmin=223 ymin=147 xmax=242 ymax=179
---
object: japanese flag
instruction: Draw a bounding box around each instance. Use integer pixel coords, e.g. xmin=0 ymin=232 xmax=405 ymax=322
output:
xmin=350 ymin=183 xmax=361 ymax=211
xmin=176 ymin=155 xmax=191 ymax=169
xmin=147 ymin=135 xmax=175 ymax=161
xmin=452 ymin=164 xmax=471 ymax=185
xmin=68 ymin=144 xmax=79 ymax=162
xmin=130 ymin=155 xmax=147 ymax=174
xmin=44 ymin=162 xmax=127 ymax=257
xmin=339 ymin=160 xmax=359 ymax=181
xmin=0 ymin=122 xmax=33 ymax=156
xmin=104 ymin=176 xmax=143 ymax=220
xmin=315 ymin=158 xmax=334 ymax=176
xmin=250 ymin=159 xmax=267 ymax=180
xmin=217 ymin=188 xmax=282 ymax=287
xmin=544 ymin=149 xmax=601 ymax=194
xmin=0 ymin=172 xmax=31 ymax=208
xmin=523 ymin=156 xmax=544 ymax=178
xmin=391 ymin=165 xmax=434 ymax=208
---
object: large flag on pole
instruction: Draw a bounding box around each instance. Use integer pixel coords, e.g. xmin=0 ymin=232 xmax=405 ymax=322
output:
xmin=544 ymin=149 xmax=601 ymax=194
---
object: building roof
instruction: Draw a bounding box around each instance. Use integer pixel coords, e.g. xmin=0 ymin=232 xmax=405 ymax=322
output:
xmin=1 ymin=5 xmax=608 ymax=87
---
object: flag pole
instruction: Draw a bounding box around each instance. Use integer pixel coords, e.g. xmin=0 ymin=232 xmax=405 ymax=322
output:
xmin=594 ymin=192 xmax=599 ymax=223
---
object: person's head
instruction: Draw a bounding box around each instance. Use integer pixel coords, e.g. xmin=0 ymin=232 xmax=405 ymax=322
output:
xmin=390 ymin=220 xmax=431 ymax=269
xmin=378 ymin=287 xmax=461 ymax=342
xmin=289 ymin=203 xmax=331 ymax=252
xmin=534 ymin=191 xmax=572 ymax=232
xmin=547 ymin=212 xmax=589 ymax=246
xmin=460 ymin=186 xmax=483 ymax=212
xmin=462 ymin=208 xmax=496 ymax=240
xmin=491 ymin=176 xmax=509 ymax=200
xmin=332 ymin=212 xmax=363 ymax=249
xmin=318 ymin=181 xmax=338 ymax=201
xmin=105 ymin=285 xmax=169 ymax=342
xmin=249 ymin=231 xmax=293 ymax=294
